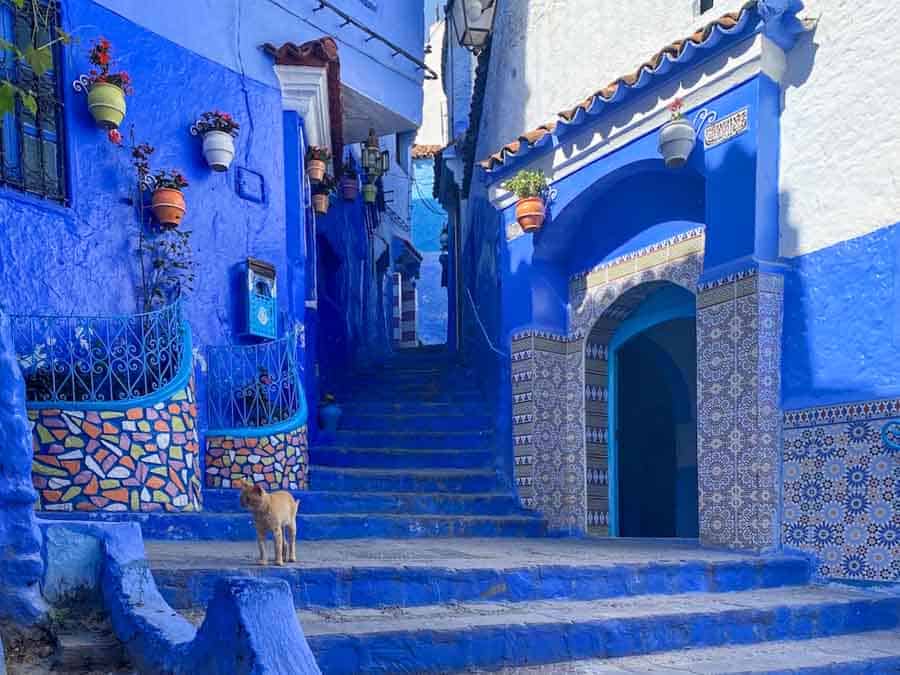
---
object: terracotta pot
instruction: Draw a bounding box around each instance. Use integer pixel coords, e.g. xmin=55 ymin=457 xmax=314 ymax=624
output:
xmin=151 ymin=188 xmax=186 ymax=227
xmin=202 ymin=130 xmax=235 ymax=172
xmin=87 ymin=82 xmax=126 ymax=129
xmin=515 ymin=196 xmax=546 ymax=232
xmin=312 ymin=193 xmax=330 ymax=215
xmin=340 ymin=176 xmax=359 ymax=201
xmin=307 ymin=159 xmax=327 ymax=183
xmin=362 ymin=183 xmax=377 ymax=204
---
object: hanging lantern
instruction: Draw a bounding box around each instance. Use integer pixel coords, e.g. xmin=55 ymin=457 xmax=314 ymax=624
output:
xmin=362 ymin=128 xmax=390 ymax=180
xmin=447 ymin=0 xmax=497 ymax=54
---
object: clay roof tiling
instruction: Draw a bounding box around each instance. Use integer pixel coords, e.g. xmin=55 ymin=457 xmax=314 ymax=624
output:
xmin=412 ymin=144 xmax=445 ymax=159
xmin=480 ymin=1 xmax=759 ymax=171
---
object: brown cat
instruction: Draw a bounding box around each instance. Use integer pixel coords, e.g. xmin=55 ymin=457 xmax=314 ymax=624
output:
xmin=238 ymin=482 xmax=299 ymax=566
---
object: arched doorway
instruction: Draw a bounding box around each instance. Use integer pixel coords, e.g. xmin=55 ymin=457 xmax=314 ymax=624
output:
xmin=585 ymin=282 xmax=698 ymax=538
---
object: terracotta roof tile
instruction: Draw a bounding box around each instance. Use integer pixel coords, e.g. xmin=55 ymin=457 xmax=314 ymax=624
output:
xmin=481 ymin=1 xmax=757 ymax=171
xmin=412 ymin=144 xmax=444 ymax=159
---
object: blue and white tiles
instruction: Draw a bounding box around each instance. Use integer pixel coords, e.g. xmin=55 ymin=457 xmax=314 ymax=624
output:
xmin=783 ymin=398 xmax=900 ymax=582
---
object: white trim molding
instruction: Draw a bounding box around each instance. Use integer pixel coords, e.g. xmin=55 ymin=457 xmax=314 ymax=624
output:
xmin=275 ymin=64 xmax=332 ymax=152
xmin=488 ymin=34 xmax=788 ymax=209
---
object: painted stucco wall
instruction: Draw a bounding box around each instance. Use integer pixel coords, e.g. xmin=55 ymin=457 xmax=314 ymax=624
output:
xmin=418 ymin=20 xmax=449 ymax=147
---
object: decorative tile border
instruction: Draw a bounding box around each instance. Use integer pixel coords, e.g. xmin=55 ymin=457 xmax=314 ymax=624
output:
xmin=205 ymin=425 xmax=309 ymax=491
xmin=782 ymin=399 xmax=900 ymax=582
xmin=30 ymin=379 xmax=202 ymax=512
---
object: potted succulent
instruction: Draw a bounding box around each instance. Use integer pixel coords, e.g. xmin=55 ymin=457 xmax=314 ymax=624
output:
xmin=318 ymin=393 xmax=342 ymax=439
xmin=151 ymin=169 xmax=189 ymax=228
xmin=659 ymin=98 xmax=696 ymax=169
xmin=193 ymin=110 xmax=240 ymax=171
xmin=312 ymin=175 xmax=334 ymax=215
xmin=339 ymin=158 xmax=359 ymax=201
xmin=362 ymin=180 xmax=378 ymax=204
xmin=306 ymin=146 xmax=331 ymax=183
xmin=86 ymin=38 xmax=133 ymax=129
xmin=502 ymin=170 xmax=549 ymax=232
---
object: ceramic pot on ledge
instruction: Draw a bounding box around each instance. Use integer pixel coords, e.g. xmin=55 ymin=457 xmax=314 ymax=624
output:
xmin=87 ymin=82 xmax=126 ymax=129
xmin=659 ymin=117 xmax=696 ymax=169
xmin=151 ymin=188 xmax=186 ymax=227
xmin=202 ymin=130 xmax=236 ymax=172
xmin=340 ymin=176 xmax=359 ymax=201
xmin=307 ymin=159 xmax=327 ymax=183
xmin=362 ymin=183 xmax=377 ymax=204
xmin=515 ymin=196 xmax=546 ymax=232
xmin=312 ymin=193 xmax=330 ymax=215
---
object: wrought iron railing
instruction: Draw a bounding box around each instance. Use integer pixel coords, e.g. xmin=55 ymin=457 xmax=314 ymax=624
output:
xmin=10 ymin=301 xmax=185 ymax=404
xmin=206 ymin=334 xmax=302 ymax=431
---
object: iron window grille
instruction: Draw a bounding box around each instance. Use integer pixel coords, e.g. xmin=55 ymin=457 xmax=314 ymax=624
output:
xmin=0 ymin=0 xmax=66 ymax=202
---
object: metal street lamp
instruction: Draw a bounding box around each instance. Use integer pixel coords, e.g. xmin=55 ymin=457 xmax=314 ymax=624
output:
xmin=361 ymin=128 xmax=390 ymax=180
xmin=447 ymin=0 xmax=497 ymax=54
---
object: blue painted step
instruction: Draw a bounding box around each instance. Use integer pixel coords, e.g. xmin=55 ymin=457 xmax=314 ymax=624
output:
xmin=302 ymin=587 xmax=900 ymax=674
xmin=152 ymin=554 xmax=809 ymax=612
xmin=345 ymin=400 xmax=488 ymax=417
xmin=309 ymin=446 xmax=496 ymax=470
xmin=322 ymin=430 xmax=493 ymax=450
xmin=39 ymin=510 xmax=544 ymax=541
xmin=310 ymin=467 xmax=499 ymax=493
xmin=338 ymin=412 xmax=493 ymax=432
xmin=202 ymin=489 xmax=525 ymax=515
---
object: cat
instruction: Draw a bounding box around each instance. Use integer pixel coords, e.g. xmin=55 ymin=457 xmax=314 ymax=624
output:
xmin=238 ymin=482 xmax=299 ymax=566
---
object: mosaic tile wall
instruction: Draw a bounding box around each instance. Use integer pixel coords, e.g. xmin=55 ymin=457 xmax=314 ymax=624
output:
xmin=511 ymin=331 xmax=585 ymax=533
xmin=696 ymin=268 xmax=783 ymax=551
xmin=30 ymin=381 xmax=202 ymax=512
xmin=205 ymin=425 xmax=309 ymax=490
xmin=782 ymin=399 xmax=900 ymax=581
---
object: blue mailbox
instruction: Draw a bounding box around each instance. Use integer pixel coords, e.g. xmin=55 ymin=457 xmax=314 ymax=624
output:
xmin=244 ymin=258 xmax=277 ymax=339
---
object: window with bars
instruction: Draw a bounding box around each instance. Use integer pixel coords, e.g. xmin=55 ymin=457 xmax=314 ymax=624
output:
xmin=699 ymin=0 xmax=715 ymax=14
xmin=0 ymin=0 xmax=66 ymax=202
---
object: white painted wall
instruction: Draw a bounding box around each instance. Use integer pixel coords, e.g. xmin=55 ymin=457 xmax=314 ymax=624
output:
xmin=417 ymin=20 xmax=449 ymax=147
xmin=475 ymin=0 xmax=900 ymax=258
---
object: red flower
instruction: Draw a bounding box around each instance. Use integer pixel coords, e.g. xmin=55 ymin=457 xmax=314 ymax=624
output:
xmin=107 ymin=129 xmax=123 ymax=145
xmin=668 ymin=98 xmax=684 ymax=113
xmin=99 ymin=38 xmax=111 ymax=50
xmin=96 ymin=51 xmax=110 ymax=66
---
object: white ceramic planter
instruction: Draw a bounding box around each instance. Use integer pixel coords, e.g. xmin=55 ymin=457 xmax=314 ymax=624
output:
xmin=658 ymin=118 xmax=696 ymax=169
xmin=202 ymin=130 xmax=236 ymax=172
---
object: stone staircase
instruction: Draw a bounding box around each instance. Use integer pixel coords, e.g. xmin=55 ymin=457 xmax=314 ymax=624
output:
xmin=148 ymin=537 xmax=900 ymax=674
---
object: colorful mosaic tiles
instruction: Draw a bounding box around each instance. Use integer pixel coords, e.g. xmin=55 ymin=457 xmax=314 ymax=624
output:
xmin=696 ymin=268 xmax=783 ymax=551
xmin=783 ymin=400 xmax=900 ymax=582
xmin=30 ymin=382 xmax=202 ymax=512
xmin=205 ymin=426 xmax=309 ymax=490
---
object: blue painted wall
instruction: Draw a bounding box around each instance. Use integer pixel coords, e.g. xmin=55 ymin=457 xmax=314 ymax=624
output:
xmin=412 ymin=158 xmax=448 ymax=344
xmin=781 ymin=220 xmax=900 ymax=410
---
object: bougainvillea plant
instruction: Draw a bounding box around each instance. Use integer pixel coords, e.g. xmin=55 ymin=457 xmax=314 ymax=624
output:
xmin=87 ymin=38 xmax=133 ymax=94
xmin=194 ymin=110 xmax=240 ymax=137
xmin=668 ymin=98 xmax=685 ymax=120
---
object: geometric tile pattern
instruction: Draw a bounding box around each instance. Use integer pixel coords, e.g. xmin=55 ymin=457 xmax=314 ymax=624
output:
xmin=696 ymin=267 xmax=783 ymax=551
xmin=29 ymin=379 xmax=202 ymax=512
xmin=783 ymin=400 xmax=900 ymax=581
xmin=205 ymin=425 xmax=309 ymax=491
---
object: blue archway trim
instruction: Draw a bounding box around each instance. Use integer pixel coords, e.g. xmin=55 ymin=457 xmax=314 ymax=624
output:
xmin=606 ymin=285 xmax=696 ymax=537
xmin=26 ymin=322 xmax=194 ymax=412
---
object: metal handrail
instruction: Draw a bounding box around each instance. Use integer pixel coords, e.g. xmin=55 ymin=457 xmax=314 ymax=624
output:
xmin=206 ymin=333 xmax=303 ymax=431
xmin=10 ymin=300 xmax=185 ymax=404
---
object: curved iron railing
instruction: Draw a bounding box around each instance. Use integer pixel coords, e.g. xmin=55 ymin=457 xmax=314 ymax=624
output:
xmin=206 ymin=334 xmax=302 ymax=431
xmin=10 ymin=301 xmax=185 ymax=404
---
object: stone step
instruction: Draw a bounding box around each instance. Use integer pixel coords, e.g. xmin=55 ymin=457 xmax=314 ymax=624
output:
xmin=339 ymin=412 xmax=494 ymax=432
xmin=340 ymin=390 xmax=485 ymax=404
xmin=202 ymin=489 xmax=525 ymax=516
xmin=320 ymin=429 xmax=493 ymax=450
xmin=346 ymin=400 xmax=489 ymax=416
xmin=310 ymin=466 xmax=500 ymax=493
xmin=309 ymin=446 xmax=497 ymax=470
xmin=477 ymin=630 xmax=900 ymax=674
xmin=148 ymin=542 xmax=808 ymax=611
xmin=296 ymin=586 xmax=900 ymax=673
xmin=53 ymin=628 xmax=128 ymax=672
xmin=39 ymin=510 xmax=543 ymax=541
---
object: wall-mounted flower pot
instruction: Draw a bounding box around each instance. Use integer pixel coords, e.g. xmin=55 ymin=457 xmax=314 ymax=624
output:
xmin=340 ymin=176 xmax=359 ymax=201
xmin=362 ymin=183 xmax=377 ymax=204
xmin=151 ymin=188 xmax=186 ymax=227
xmin=202 ymin=130 xmax=235 ymax=172
xmin=659 ymin=117 xmax=696 ymax=169
xmin=515 ymin=196 xmax=546 ymax=232
xmin=87 ymin=82 xmax=126 ymax=129
xmin=312 ymin=193 xmax=330 ymax=215
xmin=307 ymin=159 xmax=327 ymax=183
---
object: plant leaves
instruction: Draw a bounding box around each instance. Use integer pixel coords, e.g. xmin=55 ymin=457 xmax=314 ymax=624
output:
xmin=0 ymin=81 xmax=14 ymax=117
xmin=19 ymin=89 xmax=37 ymax=115
xmin=0 ymin=39 xmax=23 ymax=60
xmin=24 ymin=45 xmax=52 ymax=77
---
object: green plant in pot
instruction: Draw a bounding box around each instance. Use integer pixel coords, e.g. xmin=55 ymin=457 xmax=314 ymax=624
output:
xmin=502 ymin=170 xmax=549 ymax=232
xmin=312 ymin=174 xmax=335 ymax=215
xmin=306 ymin=146 xmax=331 ymax=183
